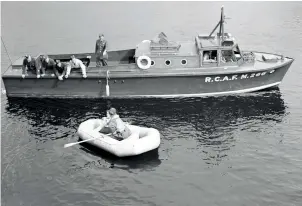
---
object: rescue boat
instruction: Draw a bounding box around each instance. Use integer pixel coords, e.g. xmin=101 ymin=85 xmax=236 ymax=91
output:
xmin=76 ymin=118 xmax=161 ymax=157
xmin=1 ymin=6 xmax=294 ymax=98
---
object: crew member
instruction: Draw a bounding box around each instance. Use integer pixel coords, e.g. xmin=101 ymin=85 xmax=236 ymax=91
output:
xmin=54 ymin=61 xmax=69 ymax=80
xmin=65 ymin=55 xmax=87 ymax=78
xmin=95 ymin=34 xmax=108 ymax=67
xmin=43 ymin=55 xmax=56 ymax=76
xmin=22 ymin=55 xmax=36 ymax=78
xmin=21 ymin=55 xmax=45 ymax=78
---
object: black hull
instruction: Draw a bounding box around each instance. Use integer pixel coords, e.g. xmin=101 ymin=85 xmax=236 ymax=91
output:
xmin=2 ymin=60 xmax=292 ymax=99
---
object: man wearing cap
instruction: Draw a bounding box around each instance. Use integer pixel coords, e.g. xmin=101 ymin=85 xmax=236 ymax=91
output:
xmin=103 ymin=108 xmax=131 ymax=140
xmin=42 ymin=55 xmax=57 ymax=77
xmin=95 ymin=34 xmax=108 ymax=67
xmin=65 ymin=55 xmax=87 ymax=78
xmin=21 ymin=55 xmax=45 ymax=78
xmin=22 ymin=55 xmax=36 ymax=78
xmin=54 ymin=61 xmax=68 ymax=81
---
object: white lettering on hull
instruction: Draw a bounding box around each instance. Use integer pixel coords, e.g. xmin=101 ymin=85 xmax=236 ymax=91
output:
xmin=205 ymin=70 xmax=275 ymax=83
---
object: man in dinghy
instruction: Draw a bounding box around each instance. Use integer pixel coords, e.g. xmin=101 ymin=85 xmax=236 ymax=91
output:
xmin=100 ymin=108 xmax=131 ymax=140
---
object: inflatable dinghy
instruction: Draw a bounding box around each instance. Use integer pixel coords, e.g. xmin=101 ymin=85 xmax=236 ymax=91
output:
xmin=77 ymin=118 xmax=161 ymax=157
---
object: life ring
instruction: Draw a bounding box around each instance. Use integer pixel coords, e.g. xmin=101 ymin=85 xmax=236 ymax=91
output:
xmin=137 ymin=55 xmax=151 ymax=70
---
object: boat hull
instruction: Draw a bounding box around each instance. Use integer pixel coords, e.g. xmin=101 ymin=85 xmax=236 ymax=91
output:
xmin=2 ymin=59 xmax=293 ymax=98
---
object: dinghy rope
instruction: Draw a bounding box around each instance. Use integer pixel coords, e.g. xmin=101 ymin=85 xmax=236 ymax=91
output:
xmin=1 ymin=36 xmax=13 ymax=66
xmin=106 ymin=70 xmax=110 ymax=96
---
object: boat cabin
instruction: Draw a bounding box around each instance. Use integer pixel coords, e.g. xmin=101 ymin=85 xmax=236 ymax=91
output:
xmin=134 ymin=31 xmax=245 ymax=70
xmin=196 ymin=32 xmax=244 ymax=67
xmin=133 ymin=6 xmax=252 ymax=70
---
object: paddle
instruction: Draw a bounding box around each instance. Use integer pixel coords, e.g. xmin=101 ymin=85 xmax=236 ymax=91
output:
xmin=64 ymin=137 xmax=98 ymax=148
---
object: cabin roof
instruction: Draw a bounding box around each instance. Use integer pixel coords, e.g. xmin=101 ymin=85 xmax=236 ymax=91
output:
xmin=197 ymin=35 xmax=220 ymax=48
xmin=196 ymin=33 xmax=236 ymax=49
xmin=200 ymin=38 xmax=220 ymax=48
xmin=135 ymin=40 xmax=198 ymax=57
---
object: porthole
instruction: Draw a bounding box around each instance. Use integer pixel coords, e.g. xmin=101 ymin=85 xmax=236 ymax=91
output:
xmin=151 ymin=60 xmax=155 ymax=66
xmin=181 ymin=59 xmax=187 ymax=65
xmin=165 ymin=60 xmax=171 ymax=66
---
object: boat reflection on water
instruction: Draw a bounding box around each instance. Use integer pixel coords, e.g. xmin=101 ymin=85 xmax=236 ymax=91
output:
xmin=4 ymin=88 xmax=287 ymax=166
xmin=4 ymin=87 xmax=287 ymax=138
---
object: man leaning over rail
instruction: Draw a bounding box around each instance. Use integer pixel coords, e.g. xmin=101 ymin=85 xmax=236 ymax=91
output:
xmin=42 ymin=55 xmax=56 ymax=77
xmin=65 ymin=55 xmax=87 ymax=78
xmin=54 ymin=61 xmax=68 ymax=81
xmin=21 ymin=55 xmax=45 ymax=78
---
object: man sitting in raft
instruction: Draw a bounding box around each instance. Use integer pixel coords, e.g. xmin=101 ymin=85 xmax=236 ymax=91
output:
xmin=99 ymin=108 xmax=131 ymax=140
xmin=65 ymin=55 xmax=87 ymax=78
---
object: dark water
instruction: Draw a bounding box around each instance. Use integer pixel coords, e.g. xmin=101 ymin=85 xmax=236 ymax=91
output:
xmin=2 ymin=2 xmax=302 ymax=206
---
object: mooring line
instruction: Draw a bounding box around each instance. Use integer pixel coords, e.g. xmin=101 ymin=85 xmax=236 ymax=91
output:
xmin=1 ymin=36 xmax=13 ymax=65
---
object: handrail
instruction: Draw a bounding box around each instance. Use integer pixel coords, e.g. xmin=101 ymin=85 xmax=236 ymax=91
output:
xmin=242 ymin=51 xmax=255 ymax=63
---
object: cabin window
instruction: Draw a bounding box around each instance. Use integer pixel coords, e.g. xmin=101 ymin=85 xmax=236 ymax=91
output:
xmin=165 ymin=60 xmax=171 ymax=66
xmin=181 ymin=59 xmax=187 ymax=65
xmin=151 ymin=60 xmax=155 ymax=66
xmin=203 ymin=50 xmax=217 ymax=63
xmin=233 ymin=45 xmax=242 ymax=60
xmin=221 ymin=50 xmax=237 ymax=63
xmin=222 ymin=40 xmax=234 ymax=47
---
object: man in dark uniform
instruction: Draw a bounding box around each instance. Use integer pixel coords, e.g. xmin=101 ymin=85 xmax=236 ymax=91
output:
xmin=22 ymin=55 xmax=36 ymax=78
xmin=42 ymin=55 xmax=56 ymax=76
xmin=54 ymin=61 xmax=68 ymax=80
xmin=21 ymin=55 xmax=45 ymax=78
xmin=95 ymin=34 xmax=108 ymax=67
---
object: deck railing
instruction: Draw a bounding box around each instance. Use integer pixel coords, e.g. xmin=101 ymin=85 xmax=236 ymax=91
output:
xmin=242 ymin=51 xmax=255 ymax=63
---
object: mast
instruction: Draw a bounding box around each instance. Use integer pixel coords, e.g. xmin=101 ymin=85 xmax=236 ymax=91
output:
xmin=221 ymin=6 xmax=225 ymax=44
xmin=209 ymin=6 xmax=225 ymax=45
xmin=207 ymin=6 xmax=226 ymax=66
xmin=217 ymin=6 xmax=225 ymax=46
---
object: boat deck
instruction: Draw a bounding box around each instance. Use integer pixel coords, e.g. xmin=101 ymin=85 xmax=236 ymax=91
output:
xmin=2 ymin=51 xmax=294 ymax=79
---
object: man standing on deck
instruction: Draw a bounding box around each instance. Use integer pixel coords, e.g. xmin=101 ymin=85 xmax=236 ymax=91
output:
xmin=21 ymin=55 xmax=45 ymax=78
xmin=95 ymin=34 xmax=108 ymax=67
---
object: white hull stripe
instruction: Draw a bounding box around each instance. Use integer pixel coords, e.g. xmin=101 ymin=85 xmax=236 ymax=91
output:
xmin=5 ymin=82 xmax=281 ymax=98
xmin=111 ymin=82 xmax=282 ymax=98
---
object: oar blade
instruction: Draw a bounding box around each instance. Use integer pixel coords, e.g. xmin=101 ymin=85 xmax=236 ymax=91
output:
xmin=63 ymin=137 xmax=97 ymax=148
xmin=64 ymin=142 xmax=76 ymax=148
